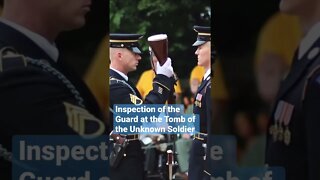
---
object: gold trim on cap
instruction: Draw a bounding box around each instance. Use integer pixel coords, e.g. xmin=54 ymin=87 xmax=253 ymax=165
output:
xmin=110 ymin=39 xmax=138 ymax=43
xmin=198 ymin=32 xmax=211 ymax=36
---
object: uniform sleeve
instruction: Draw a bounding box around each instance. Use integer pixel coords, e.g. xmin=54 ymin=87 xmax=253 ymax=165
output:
xmin=144 ymin=74 xmax=175 ymax=104
xmin=110 ymin=74 xmax=174 ymax=105
xmin=0 ymin=66 xmax=106 ymax=142
xmin=303 ymin=72 xmax=320 ymax=180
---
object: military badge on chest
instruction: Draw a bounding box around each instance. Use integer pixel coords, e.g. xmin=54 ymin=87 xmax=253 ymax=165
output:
xmin=269 ymin=100 xmax=294 ymax=145
xmin=195 ymin=93 xmax=202 ymax=108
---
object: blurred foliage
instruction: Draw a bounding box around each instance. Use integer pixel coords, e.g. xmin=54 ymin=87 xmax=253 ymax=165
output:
xmin=110 ymin=0 xmax=211 ymax=80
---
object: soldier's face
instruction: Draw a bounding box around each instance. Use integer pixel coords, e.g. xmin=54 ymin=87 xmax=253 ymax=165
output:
xmin=46 ymin=0 xmax=92 ymax=31
xmin=122 ymin=49 xmax=141 ymax=73
xmin=195 ymin=42 xmax=211 ymax=68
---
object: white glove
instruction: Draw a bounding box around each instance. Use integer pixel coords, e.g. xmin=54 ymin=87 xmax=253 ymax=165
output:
xmin=156 ymin=57 xmax=174 ymax=77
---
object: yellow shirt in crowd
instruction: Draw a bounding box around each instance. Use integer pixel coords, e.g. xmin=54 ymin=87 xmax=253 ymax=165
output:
xmin=84 ymin=37 xmax=109 ymax=113
xmin=190 ymin=60 xmax=229 ymax=101
xmin=255 ymin=12 xmax=302 ymax=68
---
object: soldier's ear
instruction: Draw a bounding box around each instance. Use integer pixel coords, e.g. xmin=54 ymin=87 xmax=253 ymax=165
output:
xmin=117 ymin=52 xmax=122 ymax=59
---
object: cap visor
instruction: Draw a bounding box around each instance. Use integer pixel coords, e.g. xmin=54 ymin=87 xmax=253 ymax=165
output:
xmin=192 ymin=40 xmax=206 ymax=46
xmin=131 ymin=47 xmax=142 ymax=54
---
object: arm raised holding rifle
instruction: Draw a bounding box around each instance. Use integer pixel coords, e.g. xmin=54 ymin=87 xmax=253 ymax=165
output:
xmin=148 ymin=34 xmax=179 ymax=104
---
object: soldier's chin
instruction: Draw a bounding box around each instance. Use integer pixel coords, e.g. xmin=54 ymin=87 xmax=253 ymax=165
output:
xmin=131 ymin=67 xmax=137 ymax=71
xmin=65 ymin=18 xmax=86 ymax=31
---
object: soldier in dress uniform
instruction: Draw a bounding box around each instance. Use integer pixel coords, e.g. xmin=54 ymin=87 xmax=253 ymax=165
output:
xmin=188 ymin=25 xmax=212 ymax=180
xmin=0 ymin=0 xmax=106 ymax=179
xmin=265 ymin=0 xmax=320 ymax=179
xmin=109 ymin=33 xmax=175 ymax=180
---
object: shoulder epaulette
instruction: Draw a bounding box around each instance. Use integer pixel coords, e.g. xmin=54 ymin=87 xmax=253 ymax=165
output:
xmin=0 ymin=47 xmax=27 ymax=72
xmin=109 ymin=76 xmax=136 ymax=96
xmin=204 ymin=80 xmax=211 ymax=94
xmin=302 ymin=65 xmax=320 ymax=101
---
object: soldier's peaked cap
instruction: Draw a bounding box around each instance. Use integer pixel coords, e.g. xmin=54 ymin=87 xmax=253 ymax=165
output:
xmin=192 ymin=26 xmax=211 ymax=46
xmin=110 ymin=33 xmax=143 ymax=54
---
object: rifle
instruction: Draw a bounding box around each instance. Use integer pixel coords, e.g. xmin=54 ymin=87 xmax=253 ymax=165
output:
xmin=148 ymin=46 xmax=177 ymax=105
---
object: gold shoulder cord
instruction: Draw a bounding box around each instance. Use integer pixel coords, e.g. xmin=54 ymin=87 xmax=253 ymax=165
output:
xmin=109 ymin=77 xmax=138 ymax=113
xmin=26 ymin=57 xmax=85 ymax=108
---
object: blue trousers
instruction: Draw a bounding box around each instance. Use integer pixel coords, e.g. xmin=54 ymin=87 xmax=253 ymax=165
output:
xmin=188 ymin=139 xmax=210 ymax=180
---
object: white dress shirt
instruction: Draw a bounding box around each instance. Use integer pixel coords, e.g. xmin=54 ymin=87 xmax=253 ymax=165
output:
xmin=298 ymin=22 xmax=320 ymax=60
xmin=110 ymin=67 xmax=128 ymax=81
xmin=203 ymin=69 xmax=211 ymax=81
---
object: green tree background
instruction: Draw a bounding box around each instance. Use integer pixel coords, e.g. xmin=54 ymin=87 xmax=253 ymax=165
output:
xmin=110 ymin=0 xmax=211 ymax=85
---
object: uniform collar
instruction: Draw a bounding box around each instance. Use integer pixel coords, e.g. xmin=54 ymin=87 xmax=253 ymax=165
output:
xmin=110 ymin=67 xmax=128 ymax=81
xmin=298 ymin=22 xmax=320 ymax=60
xmin=0 ymin=18 xmax=59 ymax=62
xmin=203 ymin=69 xmax=211 ymax=81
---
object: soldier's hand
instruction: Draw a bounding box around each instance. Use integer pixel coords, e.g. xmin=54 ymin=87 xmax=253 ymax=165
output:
xmin=182 ymin=133 xmax=191 ymax=139
xmin=156 ymin=57 xmax=174 ymax=77
xmin=115 ymin=136 xmax=126 ymax=144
